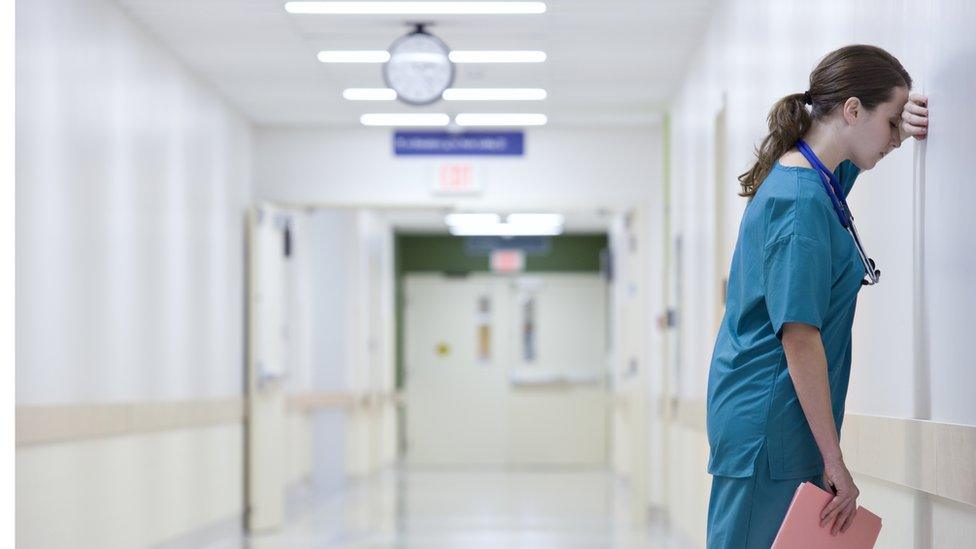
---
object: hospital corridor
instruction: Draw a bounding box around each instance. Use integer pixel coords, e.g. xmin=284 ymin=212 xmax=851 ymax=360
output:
xmin=6 ymin=1 xmax=976 ymax=548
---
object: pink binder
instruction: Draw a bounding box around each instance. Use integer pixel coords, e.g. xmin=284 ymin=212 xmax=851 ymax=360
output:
xmin=771 ymin=481 xmax=882 ymax=549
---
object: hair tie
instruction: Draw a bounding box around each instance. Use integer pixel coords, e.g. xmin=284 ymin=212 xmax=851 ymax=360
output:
xmin=802 ymin=90 xmax=813 ymax=105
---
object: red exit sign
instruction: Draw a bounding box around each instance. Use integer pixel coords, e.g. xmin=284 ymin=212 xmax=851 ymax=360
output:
xmin=490 ymin=249 xmax=525 ymax=273
xmin=433 ymin=163 xmax=482 ymax=195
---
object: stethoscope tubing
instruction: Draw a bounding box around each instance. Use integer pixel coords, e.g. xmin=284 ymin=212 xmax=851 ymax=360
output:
xmin=795 ymin=139 xmax=881 ymax=285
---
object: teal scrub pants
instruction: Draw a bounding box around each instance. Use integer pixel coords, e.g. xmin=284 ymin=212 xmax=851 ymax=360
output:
xmin=706 ymin=443 xmax=825 ymax=548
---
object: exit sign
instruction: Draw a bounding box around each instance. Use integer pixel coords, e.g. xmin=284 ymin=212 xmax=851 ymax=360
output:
xmin=490 ymin=249 xmax=525 ymax=273
xmin=432 ymin=162 xmax=482 ymax=195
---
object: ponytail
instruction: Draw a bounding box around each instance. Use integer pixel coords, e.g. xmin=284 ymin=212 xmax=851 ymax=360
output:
xmin=738 ymin=92 xmax=811 ymax=197
xmin=738 ymin=45 xmax=913 ymax=198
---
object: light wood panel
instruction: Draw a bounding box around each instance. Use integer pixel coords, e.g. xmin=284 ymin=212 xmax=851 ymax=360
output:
xmin=671 ymin=398 xmax=976 ymax=507
xmin=16 ymin=397 xmax=244 ymax=447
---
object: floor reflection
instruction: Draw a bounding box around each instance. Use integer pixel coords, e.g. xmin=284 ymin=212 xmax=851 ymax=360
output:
xmin=208 ymin=467 xmax=697 ymax=549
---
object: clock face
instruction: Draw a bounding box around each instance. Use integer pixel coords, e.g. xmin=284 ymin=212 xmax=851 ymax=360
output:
xmin=383 ymin=31 xmax=454 ymax=106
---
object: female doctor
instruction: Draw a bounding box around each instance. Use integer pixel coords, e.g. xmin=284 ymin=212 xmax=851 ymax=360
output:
xmin=705 ymin=44 xmax=929 ymax=548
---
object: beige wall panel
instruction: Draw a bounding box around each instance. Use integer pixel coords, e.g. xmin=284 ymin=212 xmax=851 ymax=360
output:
xmin=17 ymin=424 xmax=243 ymax=549
xmin=842 ymin=415 xmax=976 ymax=507
xmin=855 ymin=476 xmax=920 ymax=549
xmin=667 ymin=424 xmax=709 ymax=549
xmin=17 ymin=399 xmax=245 ymax=446
xmin=932 ymin=496 xmax=976 ymax=548
xmin=286 ymin=411 xmax=313 ymax=486
xmin=17 ymin=404 xmax=128 ymax=445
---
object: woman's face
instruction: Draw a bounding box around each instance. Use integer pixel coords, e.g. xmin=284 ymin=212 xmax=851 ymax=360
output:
xmin=848 ymin=85 xmax=910 ymax=170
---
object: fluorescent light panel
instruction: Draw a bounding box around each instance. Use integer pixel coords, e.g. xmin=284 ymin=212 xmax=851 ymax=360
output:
xmin=449 ymin=50 xmax=547 ymax=63
xmin=318 ymin=50 xmax=390 ymax=63
xmin=286 ymin=2 xmax=546 ymax=14
xmin=449 ymin=224 xmax=562 ymax=236
xmin=506 ymin=213 xmax=563 ymax=226
xmin=445 ymin=213 xmax=501 ymax=226
xmin=445 ymin=212 xmax=564 ymax=236
xmin=343 ymin=88 xmax=397 ymax=101
xmin=320 ymin=50 xmax=546 ymax=64
xmin=343 ymin=88 xmax=546 ymax=101
xmin=443 ymin=88 xmax=546 ymax=101
xmin=360 ymin=113 xmax=449 ymax=126
xmin=455 ymin=113 xmax=547 ymax=126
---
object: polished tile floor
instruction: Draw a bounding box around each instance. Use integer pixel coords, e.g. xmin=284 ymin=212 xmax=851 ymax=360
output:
xmin=207 ymin=467 xmax=698 ymax=549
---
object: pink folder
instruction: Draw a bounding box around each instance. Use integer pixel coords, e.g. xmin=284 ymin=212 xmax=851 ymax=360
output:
xmin=771 ymin=481 xmax=882 ymax=549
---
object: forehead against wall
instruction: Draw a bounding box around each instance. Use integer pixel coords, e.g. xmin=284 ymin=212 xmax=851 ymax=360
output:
xmin=661 ymin=3 xmax=976 ymax=547
xmin=669 ymin=0 xmax=976 ymax=426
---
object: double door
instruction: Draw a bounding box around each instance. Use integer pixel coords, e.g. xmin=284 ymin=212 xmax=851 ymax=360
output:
xmin=404 ymin=272 xmax=608 ymax=466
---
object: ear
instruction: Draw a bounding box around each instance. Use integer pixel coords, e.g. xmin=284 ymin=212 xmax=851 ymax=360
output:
xmin=842 ymin=97 xmax=862 ymax=125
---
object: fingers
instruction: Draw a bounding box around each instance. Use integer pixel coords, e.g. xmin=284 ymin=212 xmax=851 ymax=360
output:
xmin=902 ymin=111 xmax=928 ymax=127
xmin=903 ymin=94 xmax=929 ymax=141
xmin=904 ymin=101 xmax=928 ymax=117
xmin=901 ymin=119 xmax=928 ymax=139
xmin=840 ymin=506 xmax=858 ymax=533
xmin=821 ymin=496 xmax=843 ymax=527
xmin=822 ymin=495 xmax=860 ymax=536
xmin=831 ymin=503 xmax=853 ymax=535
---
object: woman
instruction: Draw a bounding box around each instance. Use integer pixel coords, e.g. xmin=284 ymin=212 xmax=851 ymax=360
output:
xmin=705 ymin=44 xmax=929 ymax=548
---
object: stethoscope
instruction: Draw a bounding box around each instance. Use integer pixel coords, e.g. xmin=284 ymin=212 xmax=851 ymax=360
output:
xmin=795 ymin=139 xmax=881 ymax=286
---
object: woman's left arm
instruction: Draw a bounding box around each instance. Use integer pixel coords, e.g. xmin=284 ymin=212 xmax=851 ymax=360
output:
xmin=900 ymin=93 xmax=929 ymax=142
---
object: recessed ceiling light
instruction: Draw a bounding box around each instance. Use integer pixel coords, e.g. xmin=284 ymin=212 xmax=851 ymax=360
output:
xmin=448 ymin=50 xmax=547 ymax=63
xmin=318 ymin=50 xmax=390 ymax=63
xmin=285 ymin=2 xmax=546 ymax=15
xmin=443 ymin=88 xmax=547 ymax=101
xmin=360 ymin=113 xmax=450 ymax=127
xmin=445 ymin=212 xmax=564 ymax=236
xmin=455 ymin=113 xmax=548 ymax=126
xmin=448 ymin=224 xmax=562 ymax=236
xmin=321 ymin=51 xmax=546 ymax=64
xmin=343 ymin=88 xmax=398 ymax=101
xmin=506 ymin=213 xmax=564 ymax=226
xmin=445 ymin=213 xmax=502 ymax=226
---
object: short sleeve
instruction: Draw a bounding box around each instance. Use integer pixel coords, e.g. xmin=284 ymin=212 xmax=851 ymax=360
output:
xmin=763 ymin=234 xmax=832 ymax=337
xmin=835 ymin=159 xmax=861 ymax=199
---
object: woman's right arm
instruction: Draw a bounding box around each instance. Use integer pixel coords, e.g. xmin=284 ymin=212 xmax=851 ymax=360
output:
xmin=781 ymin=322 xmax=860 ymax=535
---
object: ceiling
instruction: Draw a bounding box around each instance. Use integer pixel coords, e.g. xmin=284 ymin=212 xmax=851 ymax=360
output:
xmin=115 ymin=0 xmax=716 ymax=128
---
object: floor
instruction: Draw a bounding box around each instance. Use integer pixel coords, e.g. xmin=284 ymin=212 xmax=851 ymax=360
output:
xmin=205 ymin=467 xmax=699 ymax=549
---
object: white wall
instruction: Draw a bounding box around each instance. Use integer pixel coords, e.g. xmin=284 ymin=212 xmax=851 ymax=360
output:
xmin=255 ymin=127 xmax=662 ymax=209
xmin=660 ymin=0 xmax=976 ymax=546
xmin=17 ymin=0 xmax=253 ymax=404
xmin=16 ymin=0 xmax=253 ymax=545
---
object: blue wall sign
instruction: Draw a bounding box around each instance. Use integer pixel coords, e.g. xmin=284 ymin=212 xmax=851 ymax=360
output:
xmin=394 ymin=131 xmax=524 ymax=156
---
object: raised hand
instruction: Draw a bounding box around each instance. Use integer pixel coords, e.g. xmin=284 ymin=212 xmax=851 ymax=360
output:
xmin=900 ymin=92 xmax=929 ymax=141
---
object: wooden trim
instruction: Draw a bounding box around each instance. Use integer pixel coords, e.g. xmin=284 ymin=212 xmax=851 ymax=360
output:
xmin=285 ymin=391 xmax=401 ymax=413
xmin=15 ymin=390 xmax=401 ymax=445
xmin=285 ymin=392 xmax=357 ymax=413
xmin=842 ymin=414 xmax=976 ymax=507
xmin=673 ymin=397 xmax=705 ymax=431
xmin=16 ymin=397 xmax=244 ymax=447
xmin=667 ymin=398 xmax=976 ymax=507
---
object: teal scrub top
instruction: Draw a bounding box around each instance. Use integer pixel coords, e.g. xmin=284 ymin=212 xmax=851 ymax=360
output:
xmin=707 ymin=159 xmax=863 ymax=480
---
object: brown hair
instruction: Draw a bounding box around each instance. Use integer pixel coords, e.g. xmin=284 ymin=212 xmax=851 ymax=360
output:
xmin=738 ymin=44 xmax=912 ymax=197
